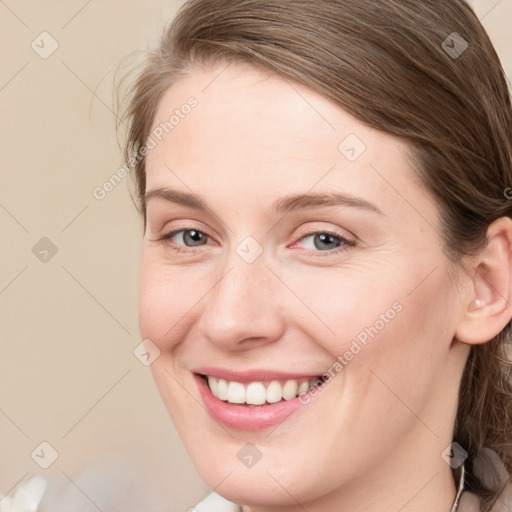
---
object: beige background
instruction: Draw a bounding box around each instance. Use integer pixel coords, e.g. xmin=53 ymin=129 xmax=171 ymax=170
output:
xmin=0 ymin=0 xmax=511 ymax=510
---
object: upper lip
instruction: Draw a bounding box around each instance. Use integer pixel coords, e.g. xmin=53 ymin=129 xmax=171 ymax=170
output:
xmin=193 ymin=367 xmax=321 ymax=383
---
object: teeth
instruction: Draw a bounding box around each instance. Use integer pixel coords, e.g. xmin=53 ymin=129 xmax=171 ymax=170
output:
xmin=227 ymin=381 xmax=245 ymax=404
xmin=266 ymin=380 xmax=282 ymax=404
xmin=208 ymin=376 xmax=219 ymax=397
xmin=297 ymin=380 xmax=309 ymax=395
xmin=206 ymin=376 xmax=313 ymax=405
xmin=282 ymin=380 xmax=298 ymax=400
xmin=217 ymin=378 xmax=229 ymax=401
xmin=246 ymin=382 xmax=267 ymax=405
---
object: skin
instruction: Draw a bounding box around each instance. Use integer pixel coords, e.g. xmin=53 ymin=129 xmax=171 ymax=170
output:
xmin=138 ymin=62 xmax=512 ymax=512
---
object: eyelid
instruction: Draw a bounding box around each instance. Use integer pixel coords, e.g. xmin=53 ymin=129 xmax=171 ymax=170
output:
xmin=145 ymin=209 xmax=223 ymax=242
xmin=291 ymin=225 xmax=355 ymax=246
xmin=147 ymin=217 xmax=215 ymax=240
xmin=151 ymin=224 xmax=356 ymax=256
xmin=290 ymin=231 xmax=354 ymax=255
xmin=154 ymin=228 xmax=212 ymax=242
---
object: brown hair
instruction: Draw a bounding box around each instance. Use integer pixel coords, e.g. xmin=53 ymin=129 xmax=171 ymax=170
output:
xmin=122 ymin=0 xmax=512 ymax=508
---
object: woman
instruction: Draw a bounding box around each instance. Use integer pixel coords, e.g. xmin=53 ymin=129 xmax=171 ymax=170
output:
xmin=125 ymin=0 xmax=512 ymax=510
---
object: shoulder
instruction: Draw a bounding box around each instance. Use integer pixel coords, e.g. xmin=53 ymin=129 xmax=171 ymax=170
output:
xmin=193 ymin=491 xmax=241 ymax=512
xmin=457 ymin=491 xmax=481 ymax=512
xmin=0 ymin=476 xmax=47 ymax=512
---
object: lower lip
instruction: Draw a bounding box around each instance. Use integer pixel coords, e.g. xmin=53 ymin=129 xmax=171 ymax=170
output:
xmin=195 ymin=375 xmax=308 ymax=431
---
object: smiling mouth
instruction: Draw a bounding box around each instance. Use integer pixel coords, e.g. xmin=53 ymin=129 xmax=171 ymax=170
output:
xmin=199 ymin=374 xmax=320 ymax=406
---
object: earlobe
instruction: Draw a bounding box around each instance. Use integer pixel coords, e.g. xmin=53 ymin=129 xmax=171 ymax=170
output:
xmin=455 ymin=216 xmax=512 ymax=345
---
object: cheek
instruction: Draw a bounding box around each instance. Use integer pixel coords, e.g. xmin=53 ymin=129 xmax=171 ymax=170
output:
xmin=139 ymin=244 xmax=455 ymax=368
xmin=280 ymin=267 xmax=406 ymax=361
xmin=288 ymin=258 xmax=455 ymax=376
xmin=138 ymin=254 xmax=206 ymax=350
xmin=337 ymin=264 xmax=459 ymax=417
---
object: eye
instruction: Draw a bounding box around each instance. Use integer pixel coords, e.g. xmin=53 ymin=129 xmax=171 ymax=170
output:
xmin=159 ymin=229 xmax=210 ymax=248
xmin=295 ymin=231 xmax=353 ymax=253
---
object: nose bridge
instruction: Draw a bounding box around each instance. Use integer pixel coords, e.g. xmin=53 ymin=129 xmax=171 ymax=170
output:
xmin=199 ymin=245 xmax=284 ymax=347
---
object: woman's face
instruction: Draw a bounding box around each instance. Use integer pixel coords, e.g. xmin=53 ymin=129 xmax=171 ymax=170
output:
xmin=139 ymin=62 xmax=469 ymax=509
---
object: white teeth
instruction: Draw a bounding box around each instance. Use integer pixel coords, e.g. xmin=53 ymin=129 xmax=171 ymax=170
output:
xmin=246 ymin=382 xmax=267 ymax=405
xmin=208 ymin=376 xmax=219 ymax=397
xmin=282 ymin=380 xmax=298 ymax=400
xmin=297 ymin=380 xmax=309 ymax=395
xmin=227 ymin=381 xmax=245 ymax=404
xmin=217 ymin=378 xmax=229 ymax=401
xmin=206 ymin=376 xmax=315 ymax=405
xmin=266 ymin=380 xmax=282 ymax=403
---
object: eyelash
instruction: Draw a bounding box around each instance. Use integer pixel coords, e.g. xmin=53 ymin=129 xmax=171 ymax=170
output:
xmin=292 ymin=230 xmax=355 ymax=256
xmin=152 ymin=227 xmax=355 ymax=256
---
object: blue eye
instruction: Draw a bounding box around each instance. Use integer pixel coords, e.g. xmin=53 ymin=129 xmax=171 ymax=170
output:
xmin=154 ymin=228 xmax=353 ymax=256
xmin=297 ymin=232 xmax=351 ymax=252
xmin=164 ymin=229 xmax=209 ymax=247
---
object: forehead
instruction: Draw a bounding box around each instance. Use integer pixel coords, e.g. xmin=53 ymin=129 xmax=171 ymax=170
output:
xmin=149 ymin=62 xmax=403 ymax=157
xmin=145 ymin=62 xmax=432 ymax=221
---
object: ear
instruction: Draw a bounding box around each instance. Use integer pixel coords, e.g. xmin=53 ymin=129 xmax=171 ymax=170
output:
xmin=455 ymin=216 xmax=512 ymax=345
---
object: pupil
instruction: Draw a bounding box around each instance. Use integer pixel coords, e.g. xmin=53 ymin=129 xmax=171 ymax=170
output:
xmin=186 ymin=230 xmax=205 ymax=246
xmin=315 ymin=233 xmax=340 ymax=250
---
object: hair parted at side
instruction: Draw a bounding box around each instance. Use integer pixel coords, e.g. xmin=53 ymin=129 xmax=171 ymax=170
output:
xmin=123 ymin=0 xmax=512 ymax=508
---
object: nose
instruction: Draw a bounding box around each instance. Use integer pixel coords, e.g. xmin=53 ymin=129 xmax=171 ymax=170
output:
xmin=197 ymin=252 xmax=286 ymax=351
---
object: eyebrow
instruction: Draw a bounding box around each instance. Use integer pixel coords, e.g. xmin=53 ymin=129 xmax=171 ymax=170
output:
xmin=273 ymin=191 xmax=382 ymax=215
xmin=145 ymin=187 xmax=382 ymax=215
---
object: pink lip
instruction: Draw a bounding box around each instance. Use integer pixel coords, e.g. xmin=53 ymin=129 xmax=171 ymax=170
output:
xmin=193 ymin=367 xmax=319 ymax=383
xmin=194 ymin=373 xmax=315 ymax=431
